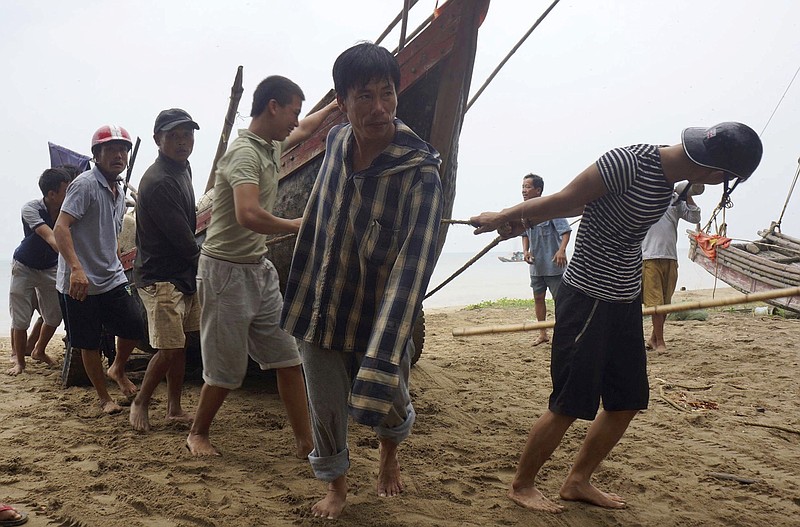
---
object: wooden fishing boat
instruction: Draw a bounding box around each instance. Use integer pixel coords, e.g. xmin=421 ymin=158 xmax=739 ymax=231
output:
xmin=688 ymin=223 xmax=800 ymax=314
xmin=263 ymin=0 xmax=490 ymax=288
xmin=64 ymin=0 xmax=491 ymax=385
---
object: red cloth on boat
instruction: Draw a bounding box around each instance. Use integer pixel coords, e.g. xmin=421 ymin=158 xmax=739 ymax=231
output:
xmin=693 ymin=232 xmax=731 ymax=261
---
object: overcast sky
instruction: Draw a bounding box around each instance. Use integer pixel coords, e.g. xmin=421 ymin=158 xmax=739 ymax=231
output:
xmin=2 ymin=0 xmax=799 ymax=262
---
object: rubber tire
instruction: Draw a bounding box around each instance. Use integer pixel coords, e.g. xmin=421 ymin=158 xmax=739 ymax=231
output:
xmin=411 ymin=310 xmax=425 ymax=365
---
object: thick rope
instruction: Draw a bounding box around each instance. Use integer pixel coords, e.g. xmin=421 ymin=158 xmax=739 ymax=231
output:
xmin=466 ymin=0 xmax=561 ymax=111
xmin=425 ymin=235 xmax=503 ymax=300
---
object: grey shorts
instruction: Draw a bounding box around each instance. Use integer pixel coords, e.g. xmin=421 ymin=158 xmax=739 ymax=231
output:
xmin=197 ymin=254 xmax=301 ymax=390
xmin=530 ymin=273 xmax=563 ymax=299
xmin=9 ymin=260 xmax=62 ymax=329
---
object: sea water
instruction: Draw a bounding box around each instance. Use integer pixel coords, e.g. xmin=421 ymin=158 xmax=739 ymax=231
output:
xmin=0 ymin=248 xmax=723 ymax=329
xmin=423 ymin=248 xmax=722 ymax=308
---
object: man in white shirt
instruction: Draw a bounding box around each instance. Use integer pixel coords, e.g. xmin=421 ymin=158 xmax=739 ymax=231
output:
xmin=641 ymin=182 xmax=702 ymax=352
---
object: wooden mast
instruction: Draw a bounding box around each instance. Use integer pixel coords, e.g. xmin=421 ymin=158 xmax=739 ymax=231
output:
xmin=205 ymin=65 xmax=244 ymax=193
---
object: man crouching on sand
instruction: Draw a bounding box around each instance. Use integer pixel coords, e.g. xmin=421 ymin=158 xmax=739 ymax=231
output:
xmin=471 ymin=122 xmax=762 ymax=513
xmin=280 ymin=42 xmax=443 ymax=519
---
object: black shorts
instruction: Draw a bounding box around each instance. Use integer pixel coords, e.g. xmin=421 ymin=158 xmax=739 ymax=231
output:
xmin=59 ymin=283 xmax=146 ymax=350
xmin=548 ymin=281 xmax=649 ymax=420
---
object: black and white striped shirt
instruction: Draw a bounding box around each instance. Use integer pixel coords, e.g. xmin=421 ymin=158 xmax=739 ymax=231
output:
xmin=562 ymin=144 xmax=673 ymax=302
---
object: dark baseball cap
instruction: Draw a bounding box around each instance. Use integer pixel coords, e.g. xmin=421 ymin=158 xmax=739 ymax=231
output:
xmin=681 ymin=122 xmax=762 ymax=181
xmin=153 ymin=108 xmax=200 ymax=134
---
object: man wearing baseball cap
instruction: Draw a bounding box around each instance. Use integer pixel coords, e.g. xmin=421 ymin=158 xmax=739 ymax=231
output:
xmin=130 ymin=109 xmax=201 ymax=432
xmin=54 ymin=125 xmax=147 ymax=414
xmin=470 ymin=122 xmax=762 ymax=514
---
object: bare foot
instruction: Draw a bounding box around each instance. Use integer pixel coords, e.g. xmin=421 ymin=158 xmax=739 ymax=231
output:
xmin=508 ymin=485 xmax=565 ymax=513
xmin=129 ymin=399 xmax=150 ymax=432
xmin=377 ymin=439 xmax=403 ymax=497
xmin=532 ymin=334 xmax=549 ymax=347
xmin=31 ymin=350 xmax=57 ymax=366
xmin=6 ymin=364 xmax=24 ymax=376
xmin=0 ymin=504 xmax=27 ymax=524
xmin=100 ymin=399 xmax=123 ymax=415
xmin=559 ymin=480 xmax=626 ymax=509
xmin=166 ymin=410 xmax=194 ymax=424
xmin=295 ymin=439 xmax=313 ymax=460
xmin=186 ymin=433 xmax=221 ymax=456
xmin=312 ymin=477 xmax=347 ymax=520
xmin=106 ymin=367 xmax=137 ymax=397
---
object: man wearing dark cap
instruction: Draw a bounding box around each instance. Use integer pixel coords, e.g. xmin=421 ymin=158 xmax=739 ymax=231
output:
xmin=471 ymin=122 xmax=762 ymax=514
xmin=130 ymin=109 xmax=201 ymax=432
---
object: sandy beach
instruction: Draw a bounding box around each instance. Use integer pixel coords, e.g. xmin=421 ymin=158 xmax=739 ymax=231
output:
xmin=1 ymin=288 xmax=798 ymax=527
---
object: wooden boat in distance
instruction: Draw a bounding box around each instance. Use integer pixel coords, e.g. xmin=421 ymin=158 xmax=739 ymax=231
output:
xmin=688 ymin=225 xmax=800 ymax=314
xmin=498 ymin=251 xmax=525 ymax=263
xmin=266 ymin=0 xmax=491 ymax=290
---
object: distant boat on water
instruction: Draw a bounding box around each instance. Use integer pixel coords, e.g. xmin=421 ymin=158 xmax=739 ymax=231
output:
xmin=498 ymin=251 xmax=525 ymax=263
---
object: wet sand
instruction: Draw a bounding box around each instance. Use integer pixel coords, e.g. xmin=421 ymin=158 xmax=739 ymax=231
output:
xmin=1 ymin=288 xmax=798 ymax=526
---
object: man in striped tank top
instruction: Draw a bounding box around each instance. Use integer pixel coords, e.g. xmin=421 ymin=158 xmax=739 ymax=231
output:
xmin=471 ymin=122 xmax=762 ymax=514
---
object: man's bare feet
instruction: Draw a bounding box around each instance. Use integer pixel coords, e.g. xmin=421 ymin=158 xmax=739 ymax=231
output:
xmin=31 ymin=350 xmax=56 ymax=366
xmin=312 ymin=476 xmax=347 ymax=520
xmin=106 ymin=366 xmax=137 ymax=397
xmin=186 ymin=433 xmax=221 ymax=456
xmin=295 ymin=439 xmax=313 ymax=460
xmin=377 ymin=439 xmax=403 ymax=497
xmin=0 ymin=503 xmax=27 ymax=524
xmin=508 ymin=485 xmax=565 ymax=513
xmin=6 ymin=364 xmax=24 ymax=376
xmin=166 ymin=410 xmax=194 ymax=424
xmin=532 ymin=333 xmax=549 ymax=347
xmin=129 ymin=400 xmax=150 ymax=432
xmin=100 ymin=399 xmax=123 ymax=415
xmin=559 ymin=480 xmax=626 ymax=509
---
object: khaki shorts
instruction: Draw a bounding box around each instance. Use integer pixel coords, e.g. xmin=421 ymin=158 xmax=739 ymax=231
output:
xmin=138 ymin=282 xmax=200 ymax=350
xmin=642 ymin=259 xmax=678 ymax=307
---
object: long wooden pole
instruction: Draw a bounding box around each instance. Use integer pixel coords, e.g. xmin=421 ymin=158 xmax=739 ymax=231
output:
xmin=452 ymin=286 xmax=800 ymax=337
xmin=424 ymin=235 xmax=503 ymax=300
xmin=205 ymin=66 xmax=244 ymax=193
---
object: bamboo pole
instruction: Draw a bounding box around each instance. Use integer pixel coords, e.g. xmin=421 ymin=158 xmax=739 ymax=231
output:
xmin=205 ymin=66 xmax=244 ymax=193
xmin=452 ymin=285 xmax=800 ymax=337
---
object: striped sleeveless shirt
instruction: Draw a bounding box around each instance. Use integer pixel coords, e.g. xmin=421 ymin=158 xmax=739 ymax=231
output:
xmin=562 ymin=144 xmax=673 ymax=302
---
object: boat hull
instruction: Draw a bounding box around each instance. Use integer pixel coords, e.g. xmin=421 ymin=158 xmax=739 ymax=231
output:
xmin=688 ymin=230 xmax=800 ymax=313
